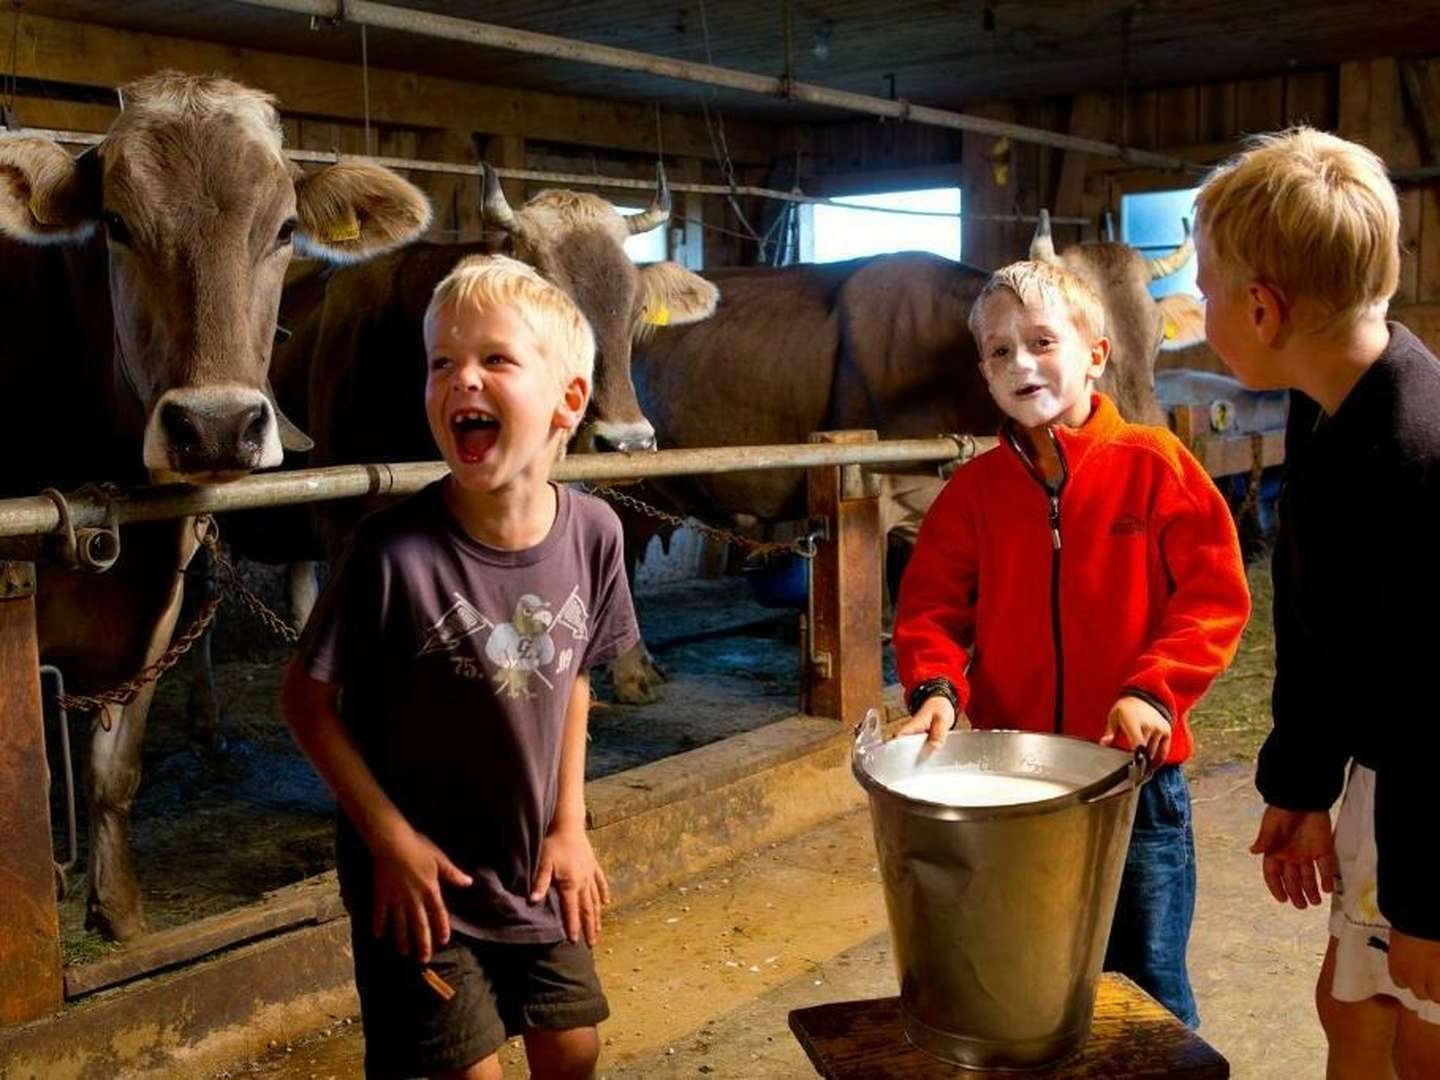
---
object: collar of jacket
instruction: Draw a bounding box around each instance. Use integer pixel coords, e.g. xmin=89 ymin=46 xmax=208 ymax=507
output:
xmin=1001 ymin=392 xmax=1124 ymax=479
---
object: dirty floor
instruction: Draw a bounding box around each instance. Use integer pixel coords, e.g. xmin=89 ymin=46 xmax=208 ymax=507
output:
xmin=215 ymin=760 xmax=1330 ymax=1079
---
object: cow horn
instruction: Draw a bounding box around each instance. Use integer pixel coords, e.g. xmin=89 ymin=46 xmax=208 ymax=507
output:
xmin=481 ymin=163 xmax=518 ymax=232
xmin=1029 ymin=208 xmax=1060 ymax=265
xmin=626 ymin=161 xmax=672 ymax=236
xmin=1146 ymin=217 xmax=1195 ymax=280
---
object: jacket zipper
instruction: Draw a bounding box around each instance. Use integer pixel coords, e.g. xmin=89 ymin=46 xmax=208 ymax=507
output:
xmin=1006 ymin=426 xmax=1070 ymax=733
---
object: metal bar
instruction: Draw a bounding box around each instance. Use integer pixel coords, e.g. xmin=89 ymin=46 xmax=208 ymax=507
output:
xmin=38 ymin=666 xmax=77 ymax=874
xmin=0 ymin=437 xmax=989 ymax=541
xmin=230 ymin=0 xmax=1206 ymax=174
xmin=3 ymin=127 xmax=1088 ymax=226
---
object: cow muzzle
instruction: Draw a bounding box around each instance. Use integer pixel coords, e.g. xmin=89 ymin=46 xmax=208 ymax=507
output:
xmin=142 ymin=385 xmax=284 ymax=479
xmin=579 ymin=419 xmax=658 ymax=454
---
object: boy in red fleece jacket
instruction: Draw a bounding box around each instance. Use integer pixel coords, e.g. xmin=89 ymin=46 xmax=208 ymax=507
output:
xmin=894 ymin=258 xmax=1251 ymax=1027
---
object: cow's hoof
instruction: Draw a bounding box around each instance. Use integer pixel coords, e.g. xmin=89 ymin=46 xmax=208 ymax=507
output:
xmin=85 ymin=897 xmax=147 ymax=942
xmin=611 ymin=645 xmax=667 ymax=705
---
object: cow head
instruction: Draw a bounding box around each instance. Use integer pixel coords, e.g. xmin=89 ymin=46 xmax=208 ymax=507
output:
xmin=480 ymin=163 xmax=718 ymax=453
xmin=0 ymin=71 xmax=431 ymax=482
xmin=1028 ymin=209 xmax=1205 ymax=425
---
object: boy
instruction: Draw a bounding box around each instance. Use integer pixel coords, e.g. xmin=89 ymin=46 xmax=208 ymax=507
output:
xmin=894 ymin=259 xmax=1250 ymax=1027
xmin=1195 ymin=127 xmax=1440 ymax=1076
xmin=282 ymin=255 xmax=638 ymax=1080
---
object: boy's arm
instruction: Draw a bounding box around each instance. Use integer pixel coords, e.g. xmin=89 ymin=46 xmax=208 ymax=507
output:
xmin=280 ymin=661 xmax=472 ymax=961
xmin=531 ymin=671 xmax=608 ymax=946
xmin=1119 ymin=454 xmax=1251 ymax=732
xmin=893 ymin=475 xmax=980 ymax=709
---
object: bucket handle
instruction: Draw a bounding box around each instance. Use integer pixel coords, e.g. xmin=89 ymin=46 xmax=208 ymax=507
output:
xmin=853 ymin=707 xmax=884 ymax=760
xmin=1033 ymin=746 xmax=1154 ymax=812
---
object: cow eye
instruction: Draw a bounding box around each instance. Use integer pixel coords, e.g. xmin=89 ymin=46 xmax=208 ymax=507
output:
xmin=276 ymin=218 xmax=297 ymax=247
xmin=102 ymin=210 xmax=132 ymax=247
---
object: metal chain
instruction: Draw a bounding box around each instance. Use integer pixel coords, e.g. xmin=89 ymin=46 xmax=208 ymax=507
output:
xmin=56 ymin=516 xmax=299 ymax=719
xmin=582 ymin=483 xmax=816 ymax=559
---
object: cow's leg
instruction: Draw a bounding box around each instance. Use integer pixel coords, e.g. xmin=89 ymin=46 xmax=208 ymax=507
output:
xmin=82 ymin=519 xmax=202 ymax=942
xmin=288 ymin=560 xmax=320 ymax=629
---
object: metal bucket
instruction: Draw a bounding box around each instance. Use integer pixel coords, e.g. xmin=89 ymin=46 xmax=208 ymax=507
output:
xmin=852 ymin=710 xmax=1150 ymax=1069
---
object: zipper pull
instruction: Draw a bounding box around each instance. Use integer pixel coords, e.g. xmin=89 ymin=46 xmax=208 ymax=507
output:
xmin=1049 ymin=494 xmax=1062 ymax=550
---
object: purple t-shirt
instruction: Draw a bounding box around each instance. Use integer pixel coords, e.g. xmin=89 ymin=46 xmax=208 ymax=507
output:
xmin=298 ymin=481 xmax=639 ymax=943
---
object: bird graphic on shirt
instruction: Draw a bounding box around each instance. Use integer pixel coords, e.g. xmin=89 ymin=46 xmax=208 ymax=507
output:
xmin=486 ymin=594 xmax=556 ymax=698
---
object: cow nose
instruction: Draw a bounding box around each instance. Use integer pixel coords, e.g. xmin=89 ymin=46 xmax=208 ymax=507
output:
xmin=145 ymin=387 xmax=282 ymax=477
xmin=161 ymin=401 xmax=204 ymax=456
xmin=238 ymin=403 xmax=269 ymax=455
xmin=593 ymin=431 xmax=658 ymax=453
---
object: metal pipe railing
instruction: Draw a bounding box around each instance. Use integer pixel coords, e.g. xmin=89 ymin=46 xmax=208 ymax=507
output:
xmin=2 ymin=126 xmax=1090 ymax=228
xmin=0 ymin=436 xmax=992 ymax=542
xmin=231 ymin=0 xmax=1207 ymax=175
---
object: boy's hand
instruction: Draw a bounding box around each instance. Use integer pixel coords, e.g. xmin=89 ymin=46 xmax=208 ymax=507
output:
xmin=1249 ymin=806 xmax=1335 ymax=910
xmin=531 ymin=825 xmax=610 ymax=946
xmin=1101 ymin=695 xmax=1172 ymax=764
xmin=1389 ymin=930 xmax=1440 ymax=1004
xmin=895 ymin=696 xmax=959 ymax=748
xmin=370 ymin=821 xmax=474 ymax=963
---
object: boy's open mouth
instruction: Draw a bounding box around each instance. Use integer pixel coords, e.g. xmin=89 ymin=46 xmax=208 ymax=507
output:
xmin=1015 ymin=384 xmax=1044 ymax=399
xmin=451 ymin=409 xmax=500 ymax=463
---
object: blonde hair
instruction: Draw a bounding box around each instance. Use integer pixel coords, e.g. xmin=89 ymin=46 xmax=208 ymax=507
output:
xmin=425 ymin=254 xmax=595 ymax=395
xmin=1195 ymin=126 xmax=1400 ymax=325
xmin=969 ymin=260 xmax=1106 ymax=343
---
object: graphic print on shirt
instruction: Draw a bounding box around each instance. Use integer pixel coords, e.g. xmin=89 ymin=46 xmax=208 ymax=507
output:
xmin=415 ymin=586 xmax=594 ymax=699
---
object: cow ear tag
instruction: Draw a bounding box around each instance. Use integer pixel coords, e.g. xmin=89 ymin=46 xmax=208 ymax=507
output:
xmin=320 ymin=212 xmax=362 ymax=244
xmin=646 ymin=304 xmax=671 ymax=327
xmin=1163 ymin=318 xmax=1177 ymax=340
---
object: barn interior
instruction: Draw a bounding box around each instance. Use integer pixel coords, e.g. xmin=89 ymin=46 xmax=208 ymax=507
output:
xmin=1 ymin=1 xmax=1438 ymax=1076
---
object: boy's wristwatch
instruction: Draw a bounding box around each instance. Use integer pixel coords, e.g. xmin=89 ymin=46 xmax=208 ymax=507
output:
xmin=908 ymin=676 xmax=958 ymax=714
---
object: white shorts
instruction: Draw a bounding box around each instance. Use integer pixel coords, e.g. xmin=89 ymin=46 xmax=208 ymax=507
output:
xmin=1328 ymin=764 xmax=1440 ymax=1024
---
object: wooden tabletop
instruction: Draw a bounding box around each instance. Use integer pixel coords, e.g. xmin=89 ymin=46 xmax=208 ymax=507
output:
xmin=788 ymin=973 xmax=1229 ymax=1078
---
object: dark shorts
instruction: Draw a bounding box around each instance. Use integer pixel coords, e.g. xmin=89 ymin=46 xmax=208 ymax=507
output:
xmin=350 ymin=923 xmax=609 ymax=1079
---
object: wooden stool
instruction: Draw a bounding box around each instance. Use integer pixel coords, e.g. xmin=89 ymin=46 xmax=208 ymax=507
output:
xmin=789 ymin=972 xmax=1228 ymax=1078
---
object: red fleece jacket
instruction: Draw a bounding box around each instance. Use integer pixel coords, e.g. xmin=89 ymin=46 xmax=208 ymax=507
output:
xmin=895 ymin=394 xmax=1250 ymax=766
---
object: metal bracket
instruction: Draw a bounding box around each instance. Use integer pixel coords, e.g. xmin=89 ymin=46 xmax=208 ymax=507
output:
xmin=802 ymin=519 xmax=833 ymax=680
xmin=0 ymin=560 xmax=37 ymax=599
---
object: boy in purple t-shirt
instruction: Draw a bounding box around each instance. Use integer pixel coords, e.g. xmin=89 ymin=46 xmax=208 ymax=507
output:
xmin=283 ymin=255 xmax=638 ymax=1080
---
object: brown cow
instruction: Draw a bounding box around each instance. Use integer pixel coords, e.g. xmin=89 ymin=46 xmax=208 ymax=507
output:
xmin=613 ymin=213 xmax=1204 ymax=701
xmin=0 ymin=72 xmax=430 ymax=939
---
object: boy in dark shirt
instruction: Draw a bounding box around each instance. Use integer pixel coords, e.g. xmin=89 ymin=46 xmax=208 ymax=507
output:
xmin=283 ymin=255 xmax=638 ymax=1079
xmin=1197 ymin=127 xmax=1440 ymax=1075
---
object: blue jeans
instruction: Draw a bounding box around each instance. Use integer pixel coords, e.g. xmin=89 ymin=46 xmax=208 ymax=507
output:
xmin=1103 ymin=763 xmax=1199 ymax=1028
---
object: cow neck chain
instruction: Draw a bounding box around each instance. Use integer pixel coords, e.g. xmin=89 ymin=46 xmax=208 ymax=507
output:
xmin=581 ymin=483 xmax=815 ymax=561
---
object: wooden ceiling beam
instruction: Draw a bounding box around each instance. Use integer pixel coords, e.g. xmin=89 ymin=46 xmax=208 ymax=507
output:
xmin=0 ymin=11 xmax=777 ymax=162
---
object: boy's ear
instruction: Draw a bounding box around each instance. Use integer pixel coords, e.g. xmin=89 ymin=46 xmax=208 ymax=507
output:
xmin=1247 ymin=280 xmax=1289 ymax=346
xmin=553 ymin=374 xmax=590 ymax=432
xmin=1089 ymin=336 xmax=1111 ymax=379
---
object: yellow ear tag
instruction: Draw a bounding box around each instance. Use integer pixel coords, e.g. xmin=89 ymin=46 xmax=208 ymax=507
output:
xmin=646 ymin=304 xmax=671 ymax=327
xmin=320 ymin=215 xmax=362 ymax=244
xmin=1163 ymin=318 xmax=1177 ymax=340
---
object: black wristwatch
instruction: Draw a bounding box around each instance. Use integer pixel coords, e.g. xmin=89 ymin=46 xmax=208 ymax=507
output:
xmin=908 ymin=676 xmax=959 ymax=714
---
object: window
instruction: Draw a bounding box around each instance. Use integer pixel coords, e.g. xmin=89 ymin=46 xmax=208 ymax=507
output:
xmin=801 ymin=187 xmax=962 ymax=263
xmin=618 ymin=205 xmax=668 ymax=265
xmin=1121 ymin=187 xmax=1201 ymax=299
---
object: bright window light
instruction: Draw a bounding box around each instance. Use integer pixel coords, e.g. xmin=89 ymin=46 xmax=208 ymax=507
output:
xmin=618 ymin=206 xmax=668 ymax=264
xmin=804 ymin=187 xmax=961 ymax=263
xmin=1121 ymin=187 xmax=1201 ymax=298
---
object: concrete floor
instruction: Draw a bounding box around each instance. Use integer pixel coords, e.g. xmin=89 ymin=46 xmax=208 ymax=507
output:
xmin=216 ymin=762 xmax=1330 ymax=1079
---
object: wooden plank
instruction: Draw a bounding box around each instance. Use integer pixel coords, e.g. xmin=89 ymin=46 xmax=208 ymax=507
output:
xmin=1284 ymin=70 xmax=1334 ymax=129
xmin=0 ymin=11 xmax=774 ymax=162
xmin=1420 ymin=185 xmax=1440 ymax=302
xmin=1236 ymin=77 xmax=1285 ymax=134
xmin=803 ymin=432 xmax=883 ymax=729
xmin=63 ymin=872 xmax=345 ymax=1000
xmin=1191 ymin=431 xmax=1286 ymax=478
xmin=1337 ymin=60 xmax=1373 ymax=145
xmin=1394 ymin=301 xmax=1440 ymax=353
xmin=1156 ymin=87 xmax=1199 ymax=149
xmin=1197 ymin=83 xmax=1237 ymax=142
xmin=1129 ymin=90 xmax=1159 ymax=150
xmin=491 ymin=133 xmax=527 ymax=211
xmin=788 ymin=974 xmax=1229 ymax=1078
xmin=0 ymin=562 xmax=63 ymax=1026
xmin=1054 ymin=94 xmax=1109 ymax=219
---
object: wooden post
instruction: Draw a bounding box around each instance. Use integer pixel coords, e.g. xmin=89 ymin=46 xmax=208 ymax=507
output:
xmin=0 ymin=561 xmax=63 ymax=1025
xmin=803 ymin=432 xmax=883 ymax=727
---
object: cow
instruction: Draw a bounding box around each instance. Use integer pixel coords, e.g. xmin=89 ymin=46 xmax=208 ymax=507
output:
xmin=0 ymin=71 xmax=431 ymax=940
xmin=610 ymin=213 xmax=1204 ymax=701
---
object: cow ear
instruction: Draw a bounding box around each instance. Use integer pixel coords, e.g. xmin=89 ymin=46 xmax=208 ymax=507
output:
xmin=0 ymin=138 xmax=100 ymax=244
xmin=294 ymin=161 xmax=432 ymax=263
xmin=636 ymin=262 xmax=719 ymax=329
xmin=263 ymin=380 xmax=314 ymax=453
xmin=1156 ymin=293 xmax=1207 ymax=350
